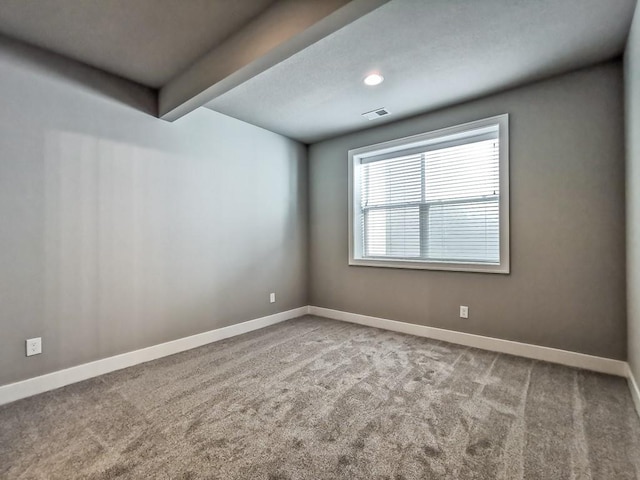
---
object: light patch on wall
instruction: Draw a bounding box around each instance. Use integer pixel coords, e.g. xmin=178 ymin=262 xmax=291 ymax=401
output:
xmin=43 ymin=131 xmax=225 ymax=352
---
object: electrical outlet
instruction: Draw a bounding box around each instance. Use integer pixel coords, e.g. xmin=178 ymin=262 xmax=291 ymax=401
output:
xmin=459 ymin=306 xmax=469 ymax=319
xmin=269 ymin=293 xmax=276 ymax=303
xmin=26 ymin=337 xmax=42 ymax=356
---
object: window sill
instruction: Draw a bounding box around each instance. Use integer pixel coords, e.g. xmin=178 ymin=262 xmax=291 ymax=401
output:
xmin=348 ymin=257 xmax=510 ymax=274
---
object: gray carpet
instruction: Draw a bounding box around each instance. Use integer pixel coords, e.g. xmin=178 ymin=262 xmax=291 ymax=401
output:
xmin=1 ymin=316 xmax=639 ymax=479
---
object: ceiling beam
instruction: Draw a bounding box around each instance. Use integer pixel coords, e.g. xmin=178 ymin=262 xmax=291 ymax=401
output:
xmin=159 ymin=0 xmax=389 ymax=122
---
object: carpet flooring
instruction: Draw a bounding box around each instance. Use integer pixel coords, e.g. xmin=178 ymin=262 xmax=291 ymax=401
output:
xmin=1 ymin=316 xmax=639 ymax=479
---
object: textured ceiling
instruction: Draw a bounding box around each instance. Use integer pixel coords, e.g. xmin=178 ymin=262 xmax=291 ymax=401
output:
xmin=205 ymin=0 xmax=637 ymax=143
xmin=0 ymin=0 xmax=277 ymax=87
xmin=0 ymin=0 xmax=634 ymax=140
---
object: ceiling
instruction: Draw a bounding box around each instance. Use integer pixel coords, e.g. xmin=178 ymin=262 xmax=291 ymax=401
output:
xmin=205 ymin=0 xmax=637 ymax=143
xmin=0 ymin=0 xmax=278 ymax=87
xmin=0 ymin=0 xmax=635 ymax=143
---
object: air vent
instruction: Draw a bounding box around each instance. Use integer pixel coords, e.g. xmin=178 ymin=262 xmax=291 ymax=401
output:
xmin=362 ymin=108 xmax=390 ymax=120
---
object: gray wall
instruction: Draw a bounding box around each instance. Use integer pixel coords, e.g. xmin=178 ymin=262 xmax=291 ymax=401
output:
xmin=626 ymin=8 xmax=640 ymax=381
xmin=309 ymin=61 xmax=626 ymax=359
xmin=0 ymin=39 xmax=308 ymax=387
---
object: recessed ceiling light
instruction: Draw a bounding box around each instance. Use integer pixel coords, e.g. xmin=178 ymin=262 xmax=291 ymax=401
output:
xmin=364 ymin=73 xmax=384 ymax=86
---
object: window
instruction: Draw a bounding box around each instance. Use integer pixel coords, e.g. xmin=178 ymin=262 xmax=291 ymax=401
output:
xmin=348 ymin=114 xmax=509 ymax=273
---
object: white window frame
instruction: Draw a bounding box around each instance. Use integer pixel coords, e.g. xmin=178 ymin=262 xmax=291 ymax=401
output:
xmin=348 ymin=114 xmax=510 ymax=274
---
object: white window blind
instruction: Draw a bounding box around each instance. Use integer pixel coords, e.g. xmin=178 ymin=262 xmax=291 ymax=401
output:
xmin=349 ymin=115 xmax=509 ymax=273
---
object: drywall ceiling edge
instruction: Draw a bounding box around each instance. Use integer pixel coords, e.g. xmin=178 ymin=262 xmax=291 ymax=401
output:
xmin=159 ymin=0 xmax=390 ymax=122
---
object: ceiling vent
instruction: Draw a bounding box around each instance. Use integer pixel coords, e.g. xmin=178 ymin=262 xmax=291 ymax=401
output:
xmin=362 ymin=108 xmax=390 ymax=120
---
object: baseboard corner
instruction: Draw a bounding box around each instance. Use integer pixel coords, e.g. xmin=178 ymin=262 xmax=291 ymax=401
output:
xmin=628 ymin=365 xmax=640 ymax=419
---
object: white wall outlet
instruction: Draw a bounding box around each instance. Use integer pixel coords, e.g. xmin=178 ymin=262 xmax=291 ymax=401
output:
xmin=26 ymin=337 xmax=42 ymax=356
xmin=269 ymin=292 xmax=276 ymax=303
xmin=459 ymin=306 xmax=469 ymax=319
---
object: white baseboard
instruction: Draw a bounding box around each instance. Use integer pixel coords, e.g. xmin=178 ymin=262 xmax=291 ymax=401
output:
xmin=309 ymin=306 xmax=628 ymax=377
xmin=2 ymin=305 xmax=634 ymax=411
xmin=0 ymin=306 xmax=308 ymax=406
xmin=628 ymin=365 xmax=640 ymax=419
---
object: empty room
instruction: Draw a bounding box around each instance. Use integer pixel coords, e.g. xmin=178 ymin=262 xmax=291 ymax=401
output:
xmin=1 ymin=0 xmax=640 ymax=478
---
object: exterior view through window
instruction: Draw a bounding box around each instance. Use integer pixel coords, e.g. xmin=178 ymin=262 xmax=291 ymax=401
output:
xmin=349 ymin=115 xmax=509 ymax=273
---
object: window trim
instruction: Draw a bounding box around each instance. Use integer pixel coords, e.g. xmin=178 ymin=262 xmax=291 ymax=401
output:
xmin=348 ymin=114 xmax=510 ymax=274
